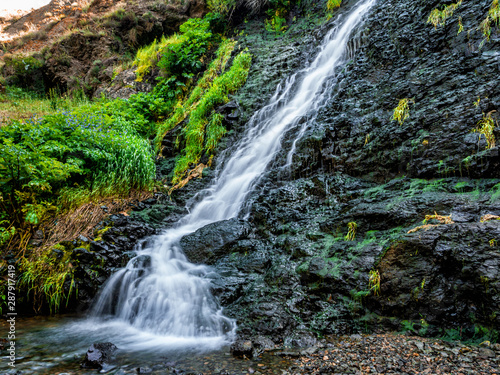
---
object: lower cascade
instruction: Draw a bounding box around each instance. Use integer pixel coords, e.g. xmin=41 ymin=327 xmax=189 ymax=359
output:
xmin=90 ymin=0 xmax=376 ymax=346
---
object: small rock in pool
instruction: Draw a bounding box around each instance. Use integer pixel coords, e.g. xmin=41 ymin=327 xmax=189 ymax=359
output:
xmin=230 ymin=339 xmax=254 ymax=358
xmin=81 ymin=342 xmax=117 ymax=370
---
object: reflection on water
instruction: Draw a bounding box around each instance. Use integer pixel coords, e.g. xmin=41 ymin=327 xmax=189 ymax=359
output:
xmin=0 ymin=316 xmax=291 ymax=374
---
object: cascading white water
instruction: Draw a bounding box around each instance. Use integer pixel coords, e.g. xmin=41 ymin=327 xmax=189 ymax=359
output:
xmin=90 ymin=0 xmax=375 ymax=348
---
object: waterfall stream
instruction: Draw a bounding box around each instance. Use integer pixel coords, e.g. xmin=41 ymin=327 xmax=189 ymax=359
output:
xmin=89 ymin=0 xmax=376 ymax=350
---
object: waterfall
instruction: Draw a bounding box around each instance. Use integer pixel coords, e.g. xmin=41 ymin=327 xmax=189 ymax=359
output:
xmin=89 ymin=0 xmax=376 ymax=349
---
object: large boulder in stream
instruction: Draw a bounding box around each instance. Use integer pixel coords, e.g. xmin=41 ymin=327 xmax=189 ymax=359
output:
xmin=179 ymin=218 xmax=252 ymax=264
xmin=81 ymin=342 xmax=117 ymax=370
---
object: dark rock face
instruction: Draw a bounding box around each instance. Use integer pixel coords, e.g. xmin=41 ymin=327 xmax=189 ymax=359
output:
xmin=292 ymin=0 xmax=500 ymax=182
xmin=210 ymin=0 xmax=500 ymax=342
xmin=81 ymin=342 xmax=117 ymax=369
xmin=180 ymin=219 xmax=252 ymax=264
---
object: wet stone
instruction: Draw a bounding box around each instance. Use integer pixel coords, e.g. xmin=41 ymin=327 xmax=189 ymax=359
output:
xmin=230 ymin=339 xmax=254 ymax=358
xmin=81 ymin=342 xmax=117 ymax=370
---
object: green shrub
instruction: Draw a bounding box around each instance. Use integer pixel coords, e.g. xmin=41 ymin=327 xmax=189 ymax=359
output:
xmin=157 ymin=18 xmax=216 ymax=82
xmin=154 ymin=38 xmax=237 ymax=150
xmin=0 ymin=107 xmax=155 ymax=236
xmin=133 ymin=34 xmax=184 ymax=82
xmin=326 ymin=0 xmax=341 ymax=10
xmin=265 ymin=0 xmax=290 ymax=35
xmin=3 ymin=54 xmax=44 ymax=76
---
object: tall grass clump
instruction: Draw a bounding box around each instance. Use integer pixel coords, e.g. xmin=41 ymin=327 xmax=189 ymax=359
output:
xmin=427 ymin=0 xmax=462 ymax=28
xmin=473 ymin=112 xmax=497 ymax=149
xmin=18 ymin=245 xmax=75 ymax=313
xmin=480 ymin=0 xmax=500 ymax=42
xmin=392 ymin=98 xmax=413 ymax=125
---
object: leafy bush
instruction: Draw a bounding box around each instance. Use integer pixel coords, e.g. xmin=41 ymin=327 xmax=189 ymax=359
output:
xmin=133 ymin=34 xmax=184 ymax=82
xmin=265 ymin=0 xmax=290 ymax=34
xmin=2 ymin=54 xmax=45 ymax=93
xmin=158 ymin=18 xmax=212 ymax=76
xmin=326 ymin=0 xmax=341 ymax=11
xmin=154 ymin=38 xmax=237 ymax=150
xmin=0 ymin=107 xmax=155 ymax=241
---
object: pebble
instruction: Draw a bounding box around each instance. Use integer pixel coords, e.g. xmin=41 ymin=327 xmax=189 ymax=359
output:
xmin=284 ymin=334 xmax=500 ymax=374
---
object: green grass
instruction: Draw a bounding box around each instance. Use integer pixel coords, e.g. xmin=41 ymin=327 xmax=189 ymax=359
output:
xmin=171 ymin=49 xmax=251 ymax=184
xmin=473 ymin=112 xmax=496 ymax=149
xmin=481 ymin=0 xmax=500 ymax=42
xmin=427 ymin=1 xmax=462 ymax=28
xmin=133 ymin=34 xmax=184 ymax=82
xmin=18 ymin=245 xmax=75 ymax=313
xmin=0 ymin=87 xmax=89 ymax=124
xmin=392 ymin=98 xmax=413 ymax=126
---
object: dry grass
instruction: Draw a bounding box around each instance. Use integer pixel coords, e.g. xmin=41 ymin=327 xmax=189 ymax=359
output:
xmin=480 ymin=214 xmax=500 ymax=222
xmin=407 ymin=212 xmax=454 ymax=234
xmin=169 ymin=163 xmax=207 ymax=194
xmin=38 ymin=190 xmax=151 ymax=250
xmin=423 ymin=212 xmax=454 ymax=224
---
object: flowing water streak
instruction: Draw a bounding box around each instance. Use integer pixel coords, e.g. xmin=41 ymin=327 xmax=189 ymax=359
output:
xmin=90 ymin=0 xmax=376 ymax=349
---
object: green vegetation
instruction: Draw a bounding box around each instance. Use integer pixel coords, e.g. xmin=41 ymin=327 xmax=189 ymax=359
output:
xmin=344 ymin=221 xmax=357 ymax=241
xmin=0 ymin=104 xmax=155 ymax=248
xmin=368 ymin=269 xmax=380 ymax=296
xmin=169 ymin=50 xmax=251 ymax=184
xmin=133 ymin=35 xmax=184 ymax=82
xmin=19 ymin=245 xmax=75 ymax=313
xmin=427 ymin=1 xmax=462 ymax=28
xmin=392 ymin=98 xmax=413 ymax=126
xmin=326 ymin=0 xmax=342 ymax=11
xmin=472 ymin=112 xmax=497 ymax=149
xmin=480 ymin=0 xmax=500 ymax=41
xmin=0 ymin=86 xmax=90 ymax=124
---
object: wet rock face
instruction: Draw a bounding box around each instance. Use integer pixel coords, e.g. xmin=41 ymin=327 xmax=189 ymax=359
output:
xmin=375 ymin=221 xmax=500 ymax=331
xmin=214 ymin=173 xmax=500 ymax=341
xmin=291 ymin=0 xmax=500 ymax=181
xmin=211 ymin=0 xmax=500 ymax=341
xmin=180 ymin=219 xmax=252 ymax=264
xmin=81 ymin=342 xmax=117 ymax=370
